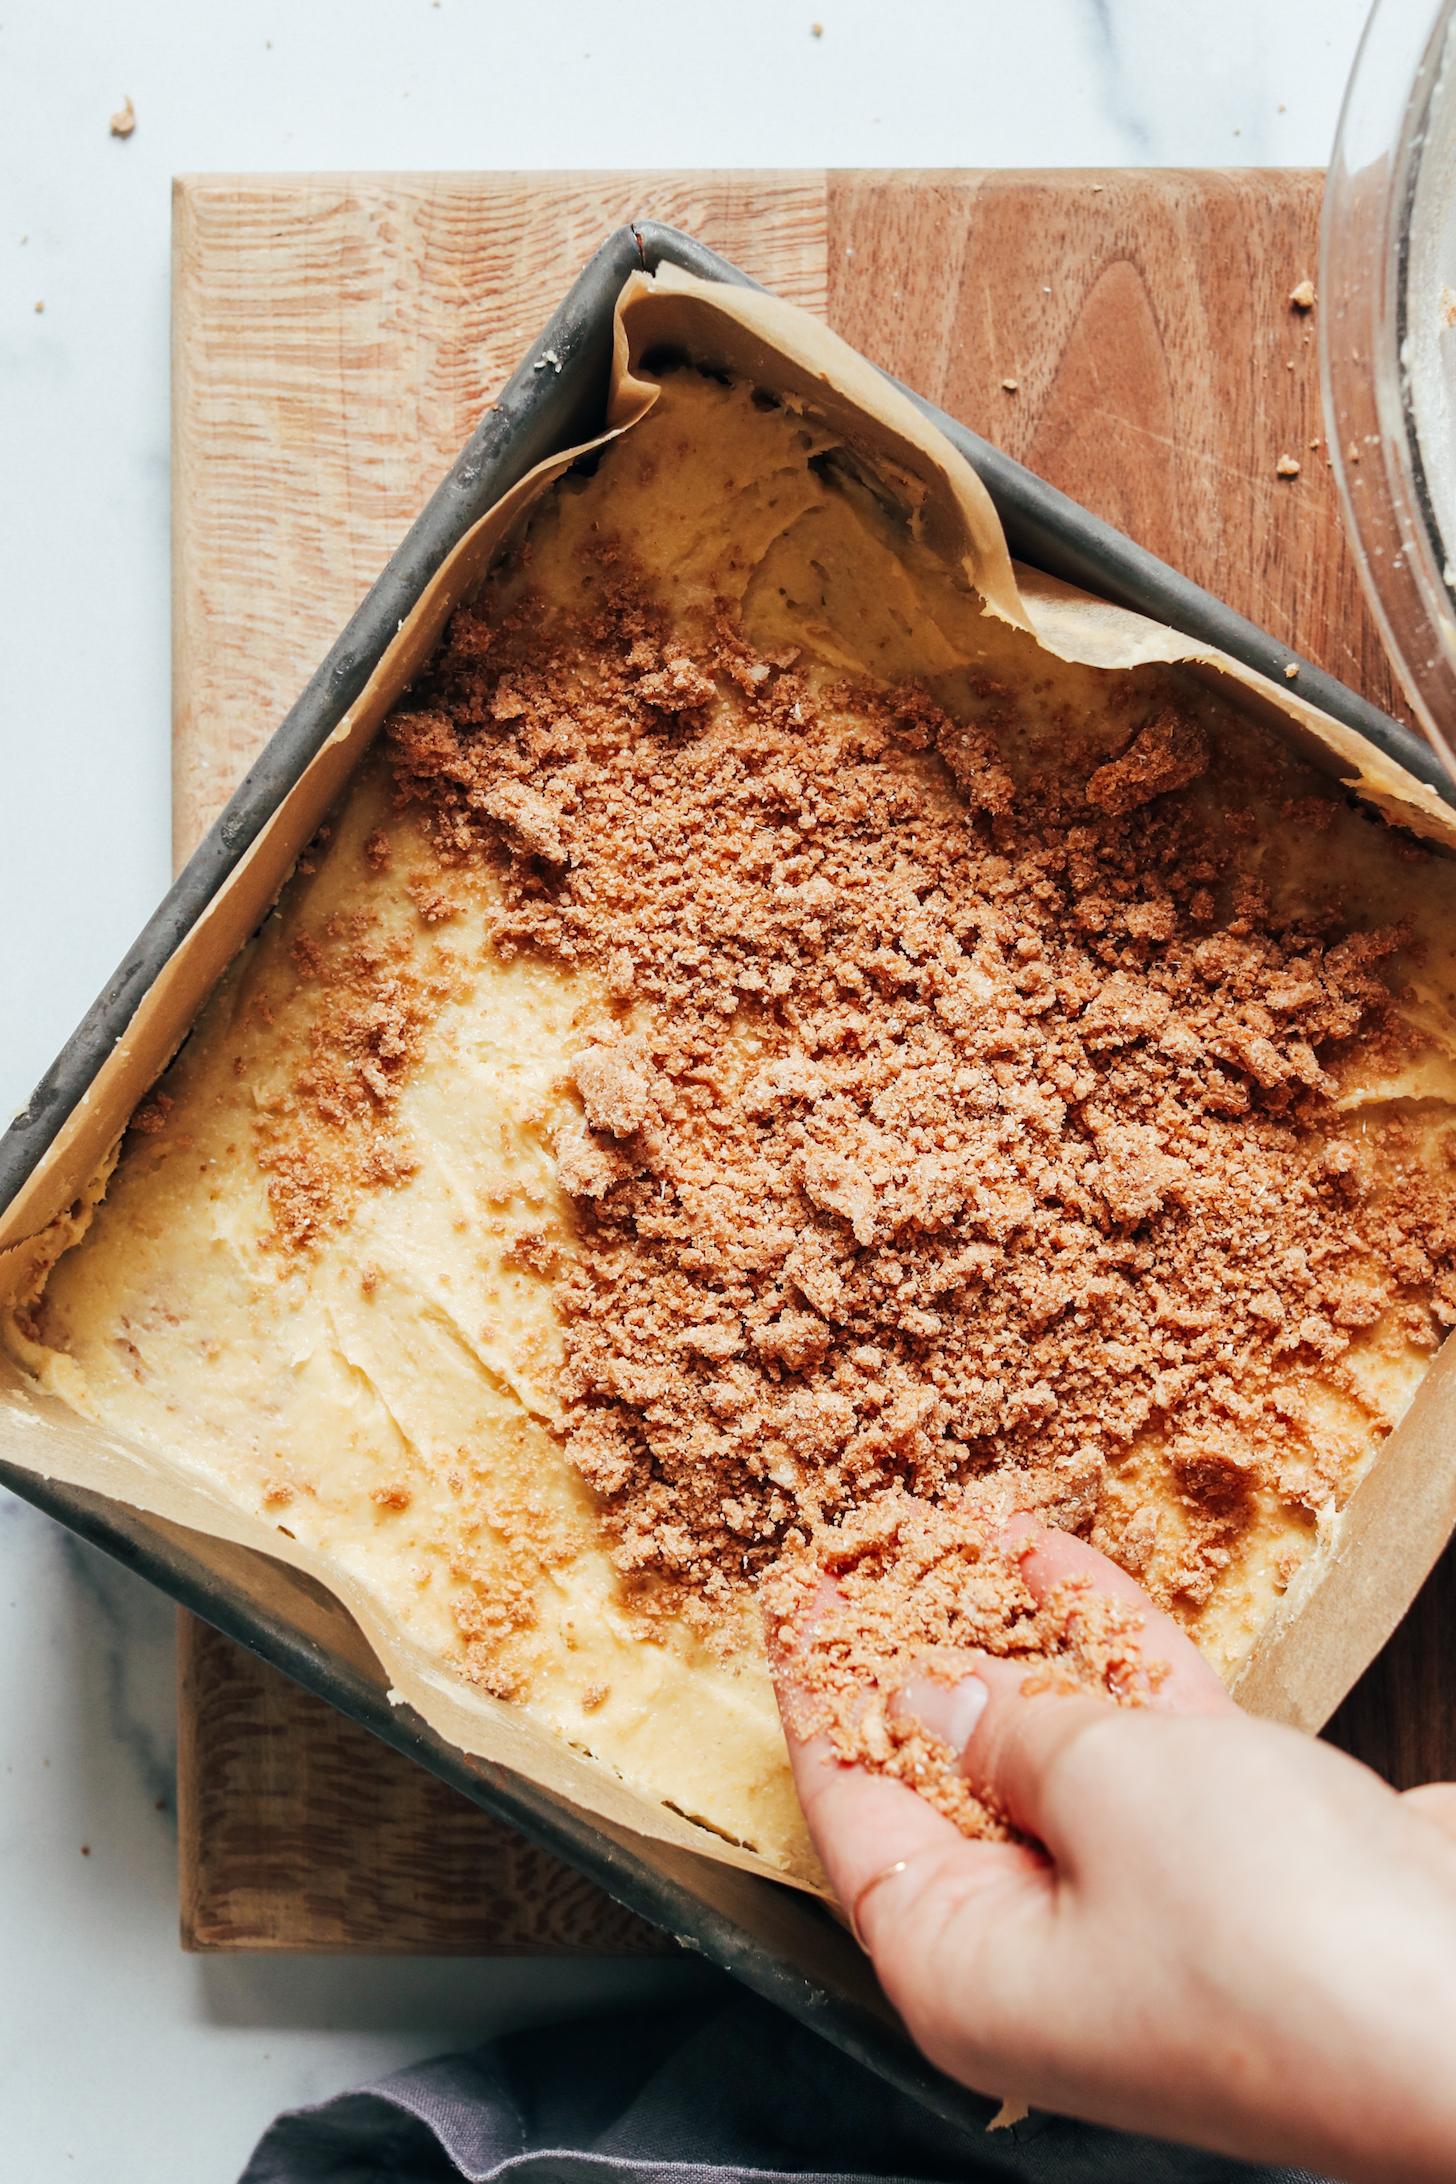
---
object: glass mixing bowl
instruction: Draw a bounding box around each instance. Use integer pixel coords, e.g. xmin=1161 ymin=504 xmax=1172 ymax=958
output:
xmin=1324 ymin=0 xmax=1456 ymax=776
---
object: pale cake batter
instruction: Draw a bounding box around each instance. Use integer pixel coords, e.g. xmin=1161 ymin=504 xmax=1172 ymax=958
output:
xmin=8 ymin=370 xmax=1456 ymax=1877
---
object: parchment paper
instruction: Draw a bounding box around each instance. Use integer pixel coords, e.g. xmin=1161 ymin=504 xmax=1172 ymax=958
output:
xmin=4 ymin=263 xmax=1456 ymax=1893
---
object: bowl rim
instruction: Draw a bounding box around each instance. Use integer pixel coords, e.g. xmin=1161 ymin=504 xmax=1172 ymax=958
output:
xmin=1323 ymin=0 xmax=1456 ymax=775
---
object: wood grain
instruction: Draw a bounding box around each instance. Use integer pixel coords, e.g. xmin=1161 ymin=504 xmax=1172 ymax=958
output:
xmin=824 ymin=169 xmax=1410 ymax=725
xmin=173 ymin=168 xmax=1455 ymax=1953
xmin=178 ymin=1617 xmax=669 ymax=1952
xmin=172 ymin=172 xmax=827 ymax=864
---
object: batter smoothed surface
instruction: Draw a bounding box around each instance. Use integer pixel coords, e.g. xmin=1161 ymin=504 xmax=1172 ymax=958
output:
xmin=11 ymin=372 xmax=1456 ymax=1879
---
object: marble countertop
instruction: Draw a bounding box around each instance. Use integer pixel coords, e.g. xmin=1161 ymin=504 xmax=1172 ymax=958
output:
xmin=0 ymin=0 xmax=1379 ymax=2176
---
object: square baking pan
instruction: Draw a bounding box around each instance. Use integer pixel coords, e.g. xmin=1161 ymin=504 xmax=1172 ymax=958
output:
xmin=1 ymin=219 xmax=1450 ymax=2153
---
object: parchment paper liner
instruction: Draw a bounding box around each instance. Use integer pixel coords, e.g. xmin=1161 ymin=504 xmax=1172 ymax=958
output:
xmin=4 ymin=263 xmax=1456 ymax=1897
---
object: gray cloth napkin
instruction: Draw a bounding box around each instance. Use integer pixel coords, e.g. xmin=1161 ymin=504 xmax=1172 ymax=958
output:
xmin=237 ymin=1992 xmax=1336 ymax=2184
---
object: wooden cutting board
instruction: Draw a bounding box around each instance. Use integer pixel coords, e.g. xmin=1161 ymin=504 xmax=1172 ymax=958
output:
xmin=172 ymin=168 xmax=1456 ymax=1952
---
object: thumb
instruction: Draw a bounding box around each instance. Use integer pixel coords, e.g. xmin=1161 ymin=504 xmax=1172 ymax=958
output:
xmin=893 ymin=1519 xmax=1235 ymax=1858
xmin=897 ymin=1656 xmax=1122 ymax=1867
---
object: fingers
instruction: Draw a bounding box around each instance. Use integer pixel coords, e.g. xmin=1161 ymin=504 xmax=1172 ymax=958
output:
xmin=784 ymin=1723 xmax=1043 ymax=1931
xmin=775 ymin=1509 xmax=1232 ymax=1872
xmin=898 ymin=1656 xmax=1118 ymax=1863
xmin=773 ymin=1561 xmax=1050 ymax=1943
xmin=890 ymin=1516 xmax=1232 ymax=1859
xmin=897 ymin=1564 xmax=1230 ymax=1861
xmin=769 ymin=1514 xmax=1202 ymax=2082
xmin=1001 ymin=1513 xmax=1234 ymax=1717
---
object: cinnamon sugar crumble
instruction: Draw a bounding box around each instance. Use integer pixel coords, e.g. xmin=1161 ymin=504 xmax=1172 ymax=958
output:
xmin=764 ymin=1491 xmax=1158 ymax=1838
xmin=406 ymin=873 xmax=460 ymax=924
xmin=130 ymin=1093 xmax=174 ymax=1137
xmin=1084 ymin=710 xmax=1207 ymax=816
xmin=505 ymin=1226 xmax=563 ymax=1275
xmin=252 ymin=911 xmax=450 ymax=1250
xmin=384 ymin=459 xmax=1456 ymax=1657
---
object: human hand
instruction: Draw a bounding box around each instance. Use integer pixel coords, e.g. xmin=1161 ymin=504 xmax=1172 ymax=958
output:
xmin=771 ymin=1516 xmax=1456 ymax=2184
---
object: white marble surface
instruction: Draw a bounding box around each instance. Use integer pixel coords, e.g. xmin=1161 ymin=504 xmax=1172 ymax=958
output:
xmin=0 ymin=1 xmax=1382 ymax=2178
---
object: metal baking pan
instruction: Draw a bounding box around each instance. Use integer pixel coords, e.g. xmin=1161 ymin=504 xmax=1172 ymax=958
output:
xmin=1 ymin=219 xmax=1445 ymax=2158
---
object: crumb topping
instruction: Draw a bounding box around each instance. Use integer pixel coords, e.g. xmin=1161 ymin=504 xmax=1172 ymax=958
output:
xmin=250 ymin=908 xmax=452 ymax=1251
xmin=386 ymin=531 xmax=1456 ymax=1646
